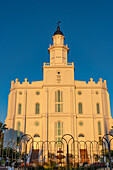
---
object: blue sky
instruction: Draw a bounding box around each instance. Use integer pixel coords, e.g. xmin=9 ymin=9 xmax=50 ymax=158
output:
xmin=0 ymin=0 xmax=113 ymax=123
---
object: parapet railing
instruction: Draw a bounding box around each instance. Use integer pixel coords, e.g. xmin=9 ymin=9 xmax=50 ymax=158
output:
xmin=43 ymin=62 xmax=74 ymax=66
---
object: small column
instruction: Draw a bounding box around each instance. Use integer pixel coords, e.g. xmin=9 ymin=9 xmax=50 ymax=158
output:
xmin=15 ymin=78 xmax=19 ymax=83
xmin=11 ymin=80 xmax=14 ymax=89
xmin=12 ymin=90 xmax=17 ymax=141
xmin=91 ymin=89 xmax=96 ymax=141
xmin=70 ymin=88 xmax=74 ymax=137
xmin=24 ymin=78 xmax=28 ymax=83
xmin=45 ymin=88 xmax=49 ymax=143
xmin=24 ymin=89 xmax=27 ymax=134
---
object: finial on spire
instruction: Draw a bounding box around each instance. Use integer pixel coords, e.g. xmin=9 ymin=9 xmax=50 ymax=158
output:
xmin=57 ymin=21 xmax=61 ymax=27
xmin=57 ymin=21 xmax=61 ymax=31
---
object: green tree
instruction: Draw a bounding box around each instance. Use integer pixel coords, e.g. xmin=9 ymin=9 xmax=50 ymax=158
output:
xmin=0 ymin=122 xmax=8 ymax=145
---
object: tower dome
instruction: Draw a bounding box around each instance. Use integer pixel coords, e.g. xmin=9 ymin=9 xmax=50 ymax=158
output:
xmin=53 ymin=25 xmax=63 ymax=36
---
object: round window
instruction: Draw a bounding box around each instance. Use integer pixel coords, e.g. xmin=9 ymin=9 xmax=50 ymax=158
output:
xmin=19 ymin=91 xmax=22 ymax=95
xmin=57 ymin=72 xmax=60 ymax=74
xmin=36 ymin=91 xmax=40 ymax=95
xmin=78 ymin=91 xmax=82 ymax=95
xmin=79 ymin=122 xmax=83 ymax=126
xmin=35 ymin=121 xmax=39 ymax=126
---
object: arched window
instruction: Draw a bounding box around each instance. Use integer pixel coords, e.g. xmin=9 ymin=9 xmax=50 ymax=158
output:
xmin=34 ymin=134 xmax=40 ymax=138
xmin=17 ymin=122 xmax=21 ymax=136
xmin=55 ymin=121 xmax=63 ymax=145
xmin=55 ymin=91 xmax=63 ymax=112
xmin=78 ymin=103 xmax=83 ymax=114
xmin=96 ymin=103 xmax=100 ymax=114
xmin=78 ymin=134 xmax=84 ymax=137
xmin=98 ymin=122 xmax=101 ymax=135
xmin=35 ymin=103 xmax=40 ymax=114
xmin=18 ymin=104 xmax=21 ymax=114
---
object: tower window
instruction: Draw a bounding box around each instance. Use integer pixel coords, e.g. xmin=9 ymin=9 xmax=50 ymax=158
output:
xmin=55 ymin=91 xmax=63 ymax=112
xmin=96 ymin=103 xmax=100 ymax=114
xmin=35 ymin=103 xmax=40 ymax=114
xmin=55 ymin=121 xmax=63 ymax=146
xmin=18 ymin=104 xmax=21 ymax=114
xmin=78 ymin=103 xmax=83 ymax=114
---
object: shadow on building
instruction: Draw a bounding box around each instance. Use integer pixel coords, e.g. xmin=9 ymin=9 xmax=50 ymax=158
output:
xmin=3 ymin=128 xmax=23 ymax=148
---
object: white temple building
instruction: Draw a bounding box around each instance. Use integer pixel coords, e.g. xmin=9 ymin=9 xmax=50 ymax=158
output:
xmin=5 ymin=25 xmax=113 ymax=145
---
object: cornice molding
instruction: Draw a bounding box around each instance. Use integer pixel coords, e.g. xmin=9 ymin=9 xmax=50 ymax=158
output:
xmin=10 ymin=86 xmax=43 ymax=91
xmin=10 ymin=85 xmax=107 ymax=91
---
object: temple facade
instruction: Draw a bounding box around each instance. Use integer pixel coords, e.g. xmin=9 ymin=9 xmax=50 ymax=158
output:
xmin=5 ymin=25 xmax=113 ymax=144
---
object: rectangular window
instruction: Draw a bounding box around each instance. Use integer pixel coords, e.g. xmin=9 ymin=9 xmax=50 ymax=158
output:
xmin=36 ymin=103 xmax=40 ymax=114
xmin=55 ymin=123 xmax=57 ymax=135
xmin=17 ymin=122 xmax=21 ymax=136
xmin=55 ymin=137 xmax=57 ymax=142
xmin=55 ymin=104 xmax=63 ymax=112
xmin=61 ymin=92 xmax=63 ymax=102
xmin=58 ymin=122 xmax=61 ymax=135
xmin=61 ymin=104 xmax=63 ymax=112
xmin=17 ymin=129 xmax=20 ymax=136
xmin=17 ymin=136 xmax=20 ymax=146
xmin=58 ymin=137 xmax=61 ymax=147
xmin=55 ymin=91 xmax=63 ymax=112
xmin=18 ymin=104 xmax=21 ymax=114
xmin=55 ymin=91 xmax=58 ymax=102
xmin=55 ymin=104 xmax=57 ymax=112
xmin=78 ymin=103 xmax=82 ymax=114
xmin=58 ymin=137 xmax=61 ymax=141
xmin=58 ymin=104 xmax=60 ymax=112
xmin=98 ymin=122 xmax=101 ymax=135
xmin=97 ymin=103 xmax=100 ymax=114
xmin=58 ymin=91 xmax=60 ymax=102
xmin=55 ymin=121 xmax=63 ymax=147
xmin=99 ymin=137 xmax=102 ymax=145
xmin=58 ymin=129 xmax=61 ymax=136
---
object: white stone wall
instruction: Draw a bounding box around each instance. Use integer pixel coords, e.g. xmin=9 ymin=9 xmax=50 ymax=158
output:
xmin=5 ymin=76 xmax=112 ymax=143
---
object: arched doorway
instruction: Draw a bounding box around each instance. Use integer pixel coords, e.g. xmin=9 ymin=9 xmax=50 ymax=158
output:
xmin=33 ymin=134 xmax=40 ymax=149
